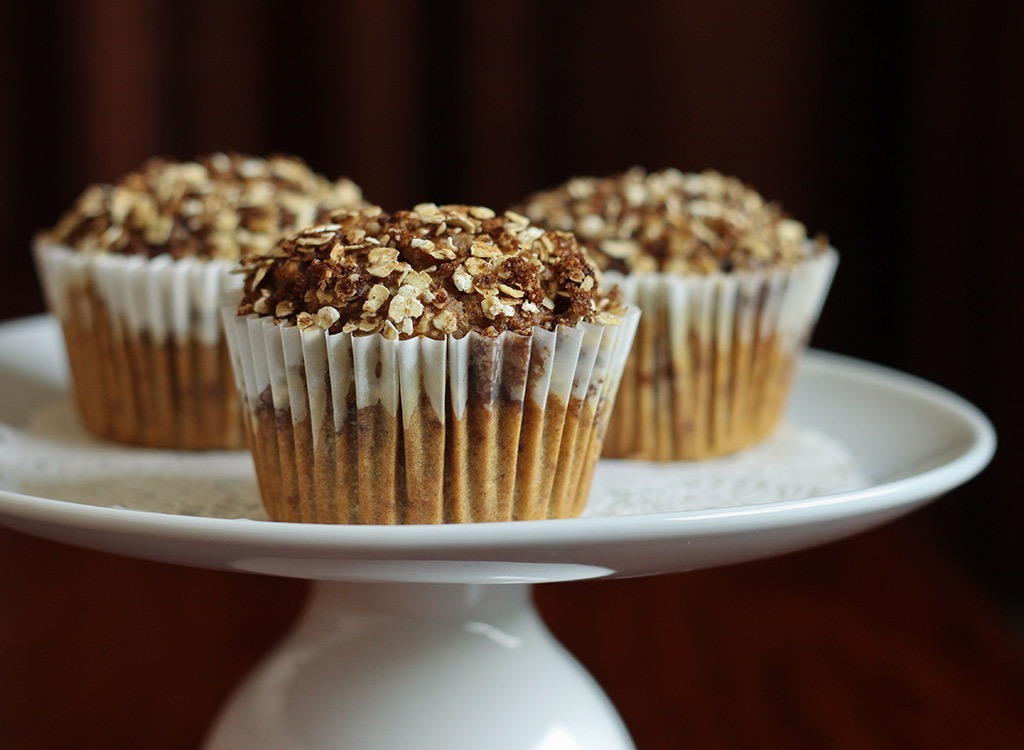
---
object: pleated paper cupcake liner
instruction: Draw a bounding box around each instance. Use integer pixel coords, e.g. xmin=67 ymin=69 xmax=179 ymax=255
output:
xmin=223 ymin=305 xmax=640 ymax=524
xmin=33 ymin=241 xmax=245 ymax=449
xmin=602 ymin=247 xmax=837 ymax=460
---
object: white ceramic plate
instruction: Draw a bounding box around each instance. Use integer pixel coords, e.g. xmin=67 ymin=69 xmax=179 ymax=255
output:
xmin=0 ymin=315 xmax=995 ymax=583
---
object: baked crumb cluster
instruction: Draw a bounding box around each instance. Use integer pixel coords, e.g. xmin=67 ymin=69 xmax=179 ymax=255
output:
xmin=45 ymin=153 xmax=363 ymax=260
xmin=517 ymin=167 xmax=827 ymax=274
xmin=237 ymin=204 xmax=624 ymax=339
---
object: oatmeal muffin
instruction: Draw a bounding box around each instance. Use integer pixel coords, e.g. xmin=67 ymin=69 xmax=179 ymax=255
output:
xmin=517 ymin=168 xmax=837 ymax=460
xmin=34 ymin=153 xmax=364 ymax=449
xmin=223 ymin=204 xmax=639 ymax=524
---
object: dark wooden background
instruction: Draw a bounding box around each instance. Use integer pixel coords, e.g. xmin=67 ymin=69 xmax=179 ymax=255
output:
xmin=2 ymin=1 xmax=1022 ymax=748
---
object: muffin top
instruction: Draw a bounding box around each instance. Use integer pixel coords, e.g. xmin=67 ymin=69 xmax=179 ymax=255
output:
xmin=43 ymin=153 xmax=364 ymax=260
xmin=516 ymin=167 xmax=827 ymax=274
xmin=237 ymin=203 xmax=624 ymax=340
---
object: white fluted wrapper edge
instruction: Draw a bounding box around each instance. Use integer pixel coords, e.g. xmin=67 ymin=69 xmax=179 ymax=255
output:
xmin=222 ymin=303 xmax=640 ymax=442
xmin=33 ymin=240 xmax=241 ymax=346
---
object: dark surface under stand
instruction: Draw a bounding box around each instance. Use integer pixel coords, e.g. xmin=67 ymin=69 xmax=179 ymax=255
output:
xmin=2 ymin=514 xmax=1023 ymax=749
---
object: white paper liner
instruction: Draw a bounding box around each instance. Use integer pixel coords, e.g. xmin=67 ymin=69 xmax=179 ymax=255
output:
xmin=223 ymin=305 xmax=640 ymax=524
xmin=32 ymin=240 xmax=245 ymax=449
xmin=34 ymin=240 xmax=241 ymax=345
xmin=602 ymin=247 xmax=837 ymax=461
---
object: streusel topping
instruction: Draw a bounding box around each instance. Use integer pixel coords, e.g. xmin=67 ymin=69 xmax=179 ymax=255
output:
xmin=237 ymin=204 xmax=624 ymax=339
xmin=44 ymin=153 xmax=364 ymax=260
xmin=516 ymin=168 xmax=828 ymax=274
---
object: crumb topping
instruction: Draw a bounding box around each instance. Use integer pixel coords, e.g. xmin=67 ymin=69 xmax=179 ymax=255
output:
xmin=43 ymin=153 xmax=364 ymax=260
xmin=237 ymin=204 xmax=624 ymax=339
xmin=516 ymin=167 xmax=828 ymax=274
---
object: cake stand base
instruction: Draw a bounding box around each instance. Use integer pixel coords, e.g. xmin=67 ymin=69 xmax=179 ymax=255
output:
xmin=203 ymin=580 xmax=634 ymax=750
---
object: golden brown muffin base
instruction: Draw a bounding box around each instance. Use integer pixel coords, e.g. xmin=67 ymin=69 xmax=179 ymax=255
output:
xmin=247 ymin=387 xmax=601 ymax=525
xmin=601 ymin=299 xmax=799 ymax=461
xmin=59 ymin=285 xmax=244 ymax=450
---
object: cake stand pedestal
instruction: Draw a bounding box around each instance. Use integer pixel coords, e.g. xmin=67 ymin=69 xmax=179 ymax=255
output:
xmin=205 ymin=581 xmax=631 ymax=750
xmin=0 ymin=317 xmax=995 ymax=749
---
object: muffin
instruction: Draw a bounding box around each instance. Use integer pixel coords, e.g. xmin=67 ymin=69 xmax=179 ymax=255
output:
xmin=34 ymin=153 xmax=364 ymax=449
xmin=222 ymin=204 xmax=639 ymax=524
xmin=517 ymin=168 xmax=837 ymax=460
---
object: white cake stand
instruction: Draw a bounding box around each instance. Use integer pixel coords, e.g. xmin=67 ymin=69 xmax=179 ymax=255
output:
xmin=0 ymin=316 xmax=995 ymax=750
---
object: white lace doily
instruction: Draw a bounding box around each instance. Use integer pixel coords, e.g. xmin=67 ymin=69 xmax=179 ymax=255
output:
xmin=585 ymin=426 xmax=867 ymax=516
xmin=0 ymin=400 xmax=867 ymax=521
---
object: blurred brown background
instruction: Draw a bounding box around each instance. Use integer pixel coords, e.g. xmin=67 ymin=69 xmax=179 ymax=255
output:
xmin=1 ymin=1 xmax=1023 ymax=748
